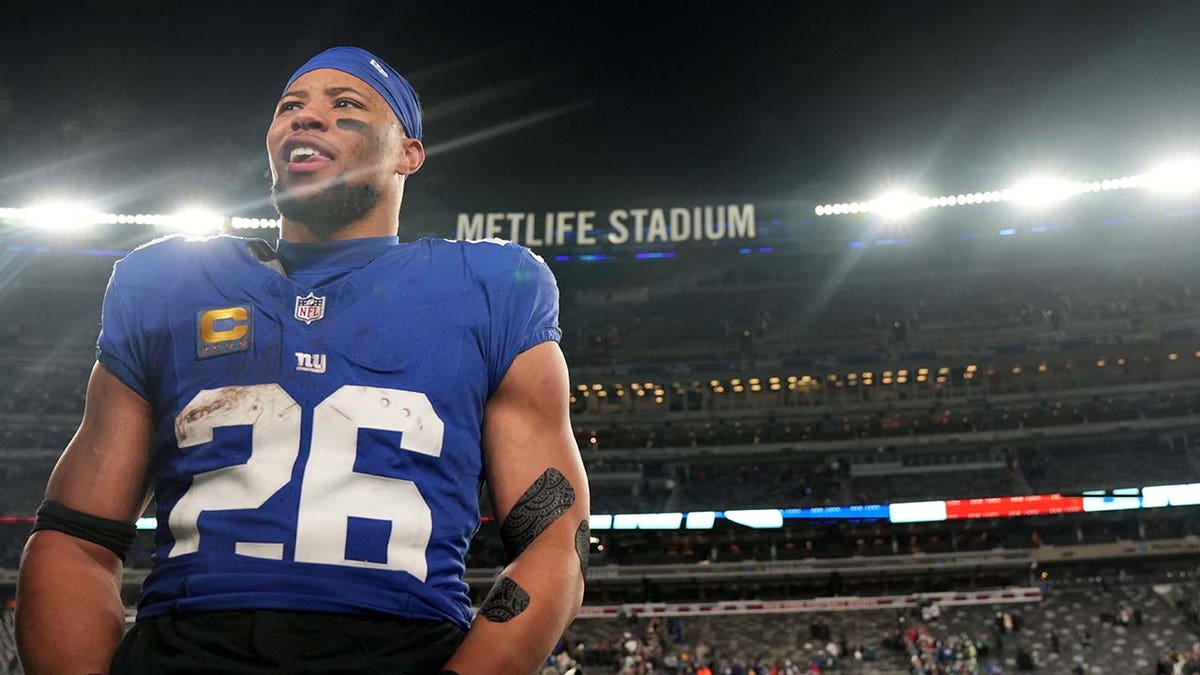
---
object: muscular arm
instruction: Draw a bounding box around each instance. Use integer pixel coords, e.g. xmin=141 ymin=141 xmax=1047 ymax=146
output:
xmin=442 ymin=341 xmax=589 ymax=674
xmin=16 ymin=362 xmax=154 ymax=675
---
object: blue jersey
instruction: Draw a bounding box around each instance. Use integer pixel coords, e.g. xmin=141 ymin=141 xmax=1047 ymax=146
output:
xmin=95 ymin=234 xmax=561 ymax=630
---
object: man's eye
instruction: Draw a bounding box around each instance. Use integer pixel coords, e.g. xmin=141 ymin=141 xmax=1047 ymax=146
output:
xmin=278 ymin=101 xmax=301 ymax=113
xmin=334 ymin=99 xmax=362 ymax=109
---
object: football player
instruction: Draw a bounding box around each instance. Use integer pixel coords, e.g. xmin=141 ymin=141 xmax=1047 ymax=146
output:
xmin=16 ymin=46 xmax=589 ymax=674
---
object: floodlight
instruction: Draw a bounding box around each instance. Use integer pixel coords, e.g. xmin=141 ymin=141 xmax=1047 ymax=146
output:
xmin=1142 ymin=160 xmax=1200 ymax=194
xmin=20 ymin=201 xmax=105 ymax=231
xmin=1007 ymin=176 xmax=1081 ymax=208
xmin=167 ymin=208 xmax=224 ymax=235
xmin=868 ymin=190 xmax=926 ymax=220
xmin=230 ymin=217 xmax=281 ymax=230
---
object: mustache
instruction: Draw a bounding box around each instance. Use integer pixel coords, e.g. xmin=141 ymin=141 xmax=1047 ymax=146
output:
xmin=270 ymin=151 xmax=399 ymax=192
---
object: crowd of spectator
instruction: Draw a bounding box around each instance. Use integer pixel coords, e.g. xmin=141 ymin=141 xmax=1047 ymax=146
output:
xmin=576 ymin=408 xmax=1199 ymax=525
xmin=1020 ymin=438 xmax=1194 ymax=496
xmin=575 ymin=386 xmax=1200 ymax=452
xmin=584 ymin=430 xmax=1192 ymax=514
xmin=9 ymin=378 xmax=1196 ymax=460
xmin=5 ymin=580 xmax=1198 ymax=674
xmin=1 ymin=430 xmax=1194 ymax=523
xmin=676 ymin=457 xmax=844 ymax=511
xmin=529 ymin=507 xmax=1198 ymax=572
xmin=0 ymin=529 xmax=23 ymax=576
xmin=6 ymin=197 xmax=1200 ymax=675
xmin=7 ymin=347 xmax=1198 ymax=449
xmin=885 ymin=619 xmax=1000 ymax=675
xmin=1155 ymin=646 xmax=1200 ymax=675
xmin=554 ymin=576 xmax=1194 ymax=675
xmin=573 ymin=347 xmax=1200 ymax=419
xmin=2 ymin=381 xmax=1194 ymax=463
xmin=1167 ymin=588 xmax=1200 ymax=675
xmin=0 ymin=370 xmax=86 ymax=416
xmin=560 ymin=249 xmax=1200 ymax=366
xmin=561 ymin=614 xmax=883 ymax=674
xmin=8 ymin=232 xmax=1200 ymax=377
xmin=4 ymin=503 xmax=1197 ymax=579
xmin=0 ymin=428 xmax=68 ymax=451
xmin=1 ymin=607 xmax=16 ymax=675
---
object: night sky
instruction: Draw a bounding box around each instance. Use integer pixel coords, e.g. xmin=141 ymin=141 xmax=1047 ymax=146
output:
xmin=2 ymin=1 xmax=1199 ymax=218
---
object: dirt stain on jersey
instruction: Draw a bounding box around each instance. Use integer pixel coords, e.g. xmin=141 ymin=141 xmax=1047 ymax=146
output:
xmin=175 ymin=386 xmax=257 ymax=444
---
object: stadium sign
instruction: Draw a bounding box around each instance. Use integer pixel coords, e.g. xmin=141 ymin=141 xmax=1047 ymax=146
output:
xmin=455 ymin=203 xmax=756 ymax=247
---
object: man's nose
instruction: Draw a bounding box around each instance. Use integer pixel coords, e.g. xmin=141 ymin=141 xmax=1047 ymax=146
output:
xmin=290 ymin=109 xmax=328 ymax=131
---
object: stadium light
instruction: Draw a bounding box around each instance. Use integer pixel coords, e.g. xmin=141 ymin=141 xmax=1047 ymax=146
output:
xmin=165 ymin=208 xmax=224 ymax=235
xmin=868 ymin=190 xmax=927 ymax=220
xmin=812 ymin=159 xmax=1200 ymax=217
xmin=1143 ymin=160 xmax=1200 ymax=194
xmin=20 ymin=201 xmax=107 ymax=232
xmin=1007 ymin=176 xmax=1081 ymax=208
xmin=231 ymin=216 xmax=281 ymax=230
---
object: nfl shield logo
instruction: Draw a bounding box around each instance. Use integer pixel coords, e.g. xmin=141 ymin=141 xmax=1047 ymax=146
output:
xmin=294 ymin=292 xmax=326 ymax=324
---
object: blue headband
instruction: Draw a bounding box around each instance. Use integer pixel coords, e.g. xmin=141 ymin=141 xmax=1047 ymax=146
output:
xmin=284 ymin=46 xmax=422 ymax=140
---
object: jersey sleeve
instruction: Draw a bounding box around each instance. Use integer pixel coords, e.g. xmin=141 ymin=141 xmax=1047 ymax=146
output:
xmin=95 ymin=259 xmax=160 ymax=402
xmin=487 ymin=246 xmax=562 ymax=394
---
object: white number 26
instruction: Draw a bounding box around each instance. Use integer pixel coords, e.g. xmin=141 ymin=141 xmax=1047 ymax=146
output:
xmin=167 ymin=384 xmax=444 ymax=581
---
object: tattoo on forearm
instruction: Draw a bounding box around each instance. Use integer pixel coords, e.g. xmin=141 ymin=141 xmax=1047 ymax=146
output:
xmin=480 ymin=575 xmax=530 ymax=622
xmin=575 ymin=520 xmax=590 ymax=579
xmin=499 ymin=467 xmax=576 ymax=562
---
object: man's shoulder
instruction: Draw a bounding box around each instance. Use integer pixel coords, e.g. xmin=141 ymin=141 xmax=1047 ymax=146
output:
xmin=421 ymin=237 xmax=550 ymax=280
xmin=112 ymin=234 xmax=250 ymax=287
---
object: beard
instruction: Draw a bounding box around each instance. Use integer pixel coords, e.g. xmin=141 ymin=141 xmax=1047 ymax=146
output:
xmin=271 ymin=174 xmax=381 ymax=239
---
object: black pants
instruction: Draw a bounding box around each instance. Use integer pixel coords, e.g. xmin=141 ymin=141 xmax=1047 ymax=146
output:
xmin=110 ymin=610 xmax=465 ymax=674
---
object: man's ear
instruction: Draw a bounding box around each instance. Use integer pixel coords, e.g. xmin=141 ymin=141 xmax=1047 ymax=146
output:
xmin=397 ymin=137 xmax=425 ymax=175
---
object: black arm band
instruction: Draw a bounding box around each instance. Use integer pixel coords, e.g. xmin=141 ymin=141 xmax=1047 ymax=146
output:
xmin=32 ymin=500 xmax=137 ymax=562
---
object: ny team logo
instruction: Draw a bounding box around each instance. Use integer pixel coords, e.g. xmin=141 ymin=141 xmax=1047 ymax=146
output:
xmin=294 ymin=292 xmax=326 ymax=324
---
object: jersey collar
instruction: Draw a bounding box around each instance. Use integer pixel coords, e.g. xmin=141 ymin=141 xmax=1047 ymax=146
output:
xmin=275 ymin=235 xmax=399 ymax=275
